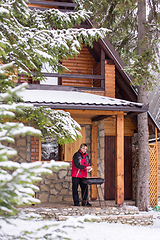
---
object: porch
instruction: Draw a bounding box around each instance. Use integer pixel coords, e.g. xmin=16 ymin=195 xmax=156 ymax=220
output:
xmin=21 ymin=86 xmax=149 ymax=206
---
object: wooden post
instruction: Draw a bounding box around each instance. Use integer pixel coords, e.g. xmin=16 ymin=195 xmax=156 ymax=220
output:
xmin=91 ymin=122 xmax=97 ymax=200
xmin=101 ymin=48 xmax=105 ymax=88
xmin=115 ymin=112 xmax=124 ymax=205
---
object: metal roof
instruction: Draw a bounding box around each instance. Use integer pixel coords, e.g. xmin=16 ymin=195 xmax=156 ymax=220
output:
xmin=21 ymin=88 xmax=148 ymax=113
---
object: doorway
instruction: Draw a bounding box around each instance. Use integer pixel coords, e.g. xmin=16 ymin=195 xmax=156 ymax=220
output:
xmin=104 ymin=136 xmax=132 ymax=200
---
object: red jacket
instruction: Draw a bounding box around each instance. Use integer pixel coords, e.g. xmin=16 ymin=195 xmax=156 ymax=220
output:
xmin=71 ymin=149 xmax=90 ymax=178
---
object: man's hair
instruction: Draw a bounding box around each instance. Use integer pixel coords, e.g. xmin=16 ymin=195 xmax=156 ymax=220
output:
xmin=80 ymin=143 xmax=87 ymax=148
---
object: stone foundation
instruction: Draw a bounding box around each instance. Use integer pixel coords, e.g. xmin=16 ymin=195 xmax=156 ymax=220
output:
xmin=36 ymin=167 xmax=73 ymax=203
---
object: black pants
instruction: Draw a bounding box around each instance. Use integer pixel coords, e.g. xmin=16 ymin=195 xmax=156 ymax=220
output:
xmin=72 ymin=177 xmax=88 ymax=205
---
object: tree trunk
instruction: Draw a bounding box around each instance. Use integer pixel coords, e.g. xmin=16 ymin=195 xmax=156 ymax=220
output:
xmin=137 ymin=85 xmax=150 ymax=211
xmin=136 ymin=0 xmax=150 ymax=211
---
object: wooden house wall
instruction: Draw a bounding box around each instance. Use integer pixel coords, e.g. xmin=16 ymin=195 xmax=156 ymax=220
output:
xmin=105 ymin=61 xmax=115 ymax=98
xmin=104 ymin=117 xmax=136 ymax=137
xmin=62 ymin=45 xmax=96 ymax=87
xmin=61 ymin=126 xmax=86 ymax=162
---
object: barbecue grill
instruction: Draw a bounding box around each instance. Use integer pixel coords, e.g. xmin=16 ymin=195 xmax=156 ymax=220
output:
xmin=82 ymin=177 xmax=106 ymax=207
xmin=83 ymin=177 xmax=105 ymax=185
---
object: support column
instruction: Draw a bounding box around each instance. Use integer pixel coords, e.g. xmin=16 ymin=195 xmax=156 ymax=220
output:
xmin=115 ymin=112 xmax=124 ymax=205
xmin=91 ymin=122 xmax=97 ymax=200
xmin=101 ymin=48 xmax=105 ymax=88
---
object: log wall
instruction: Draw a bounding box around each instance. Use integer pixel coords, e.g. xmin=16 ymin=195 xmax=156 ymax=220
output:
xmin=104 ymin=117 xmax=136 ymax=136
xmin=83 ymin=90 xmax=105 ymax=96
xmin=62 ymin=45 xmax=96 ymax=87
xmin=105 ymin=61 xmax=115 ymax=98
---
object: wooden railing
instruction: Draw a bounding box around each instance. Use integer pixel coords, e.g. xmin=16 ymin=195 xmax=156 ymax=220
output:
xmin=29 ymin=0 xmax=77 ymax=8
xmin=18 ymin=72 xmax=105 ymax=89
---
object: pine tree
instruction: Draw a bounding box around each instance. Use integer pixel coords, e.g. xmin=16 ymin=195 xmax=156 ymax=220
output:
xmin=0 ymin=0 xmax=109 ymax=86
xmin=0 ymin=70 xmax=67 ymax=215
xmin=0 ymin=0 xmax=109 ymax=216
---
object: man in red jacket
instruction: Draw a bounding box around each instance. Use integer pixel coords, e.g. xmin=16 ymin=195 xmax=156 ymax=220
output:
xmin=71 ymin=143 xmax=92 ymax=206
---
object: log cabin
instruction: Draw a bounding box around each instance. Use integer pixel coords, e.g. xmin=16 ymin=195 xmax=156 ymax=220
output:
xmin=12 ymin=0 xmax=160 ymax=206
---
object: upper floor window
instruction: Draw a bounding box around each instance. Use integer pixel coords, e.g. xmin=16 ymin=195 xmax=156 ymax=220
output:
xmin=41 ymin=63 xmax=58 ymax=85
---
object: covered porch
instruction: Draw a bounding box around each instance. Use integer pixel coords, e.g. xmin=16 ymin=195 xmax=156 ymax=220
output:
xmin=22 ymin=85 xmax=148 ymax=206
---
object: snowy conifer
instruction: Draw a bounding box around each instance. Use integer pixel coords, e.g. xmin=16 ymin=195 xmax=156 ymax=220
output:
xmin=0 ymin=0 xmax=109 ymax=216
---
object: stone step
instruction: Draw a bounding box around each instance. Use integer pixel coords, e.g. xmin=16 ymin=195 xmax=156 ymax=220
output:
xmin=22 ymin=205 xmax=154 ymax=226
xmin=56 ymin=214 xmax=153 ymax=226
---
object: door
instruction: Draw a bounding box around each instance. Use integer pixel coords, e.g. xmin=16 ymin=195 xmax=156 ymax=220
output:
xmin=104 ymin=136 xmax=132 ymax=200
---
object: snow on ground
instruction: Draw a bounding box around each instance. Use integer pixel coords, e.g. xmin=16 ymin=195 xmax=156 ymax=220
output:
xmin=0 ymin=211 xmax=160 ymax=240
xmin=65 ymin=217 xmax=160 ymax=240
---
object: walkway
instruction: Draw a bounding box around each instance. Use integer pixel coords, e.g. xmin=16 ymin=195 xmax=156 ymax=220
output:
xmin=20 ymin=200 xmax=157 ymax=226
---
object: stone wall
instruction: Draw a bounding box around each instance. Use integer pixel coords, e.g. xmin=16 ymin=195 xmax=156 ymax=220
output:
xmin=36 ymin=167 xmax=73 ymax=203
xmin=10 ymin=135 xmax=32 ymax=163
xmin=97 ymin=120 xmax=105 ymax=200
xmin=8 ymin=122 xmax=106 ymax=204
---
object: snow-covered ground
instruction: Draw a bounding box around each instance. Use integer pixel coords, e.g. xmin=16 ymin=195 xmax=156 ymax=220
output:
xmin=0 ymin=211 xmax=160 ymax=240
xmin=66 ymin=215 xmax=160 ymax=240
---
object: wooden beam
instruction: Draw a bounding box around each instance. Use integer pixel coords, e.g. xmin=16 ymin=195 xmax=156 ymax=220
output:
xmin=42 ymin=72 xmax=105 ymax=80
xmin=91 ymin=122 xmax=97 ymax=200
xmin=64 ymin=109 xmax=125 ymax=116
xmin=101 ymin=48 xmax=105 ymax=88
xmin=92 ymin=115 xmax=112 ymax=122
xmin=115 ymin=112 xmax=124 ymax=205
xmin=29 ymin=1 xmax=77 ymax=8
xmin=73 ymin=118 xmax=92 ymax=125
xmin=21 ymin=72 xmax=105 ymax=80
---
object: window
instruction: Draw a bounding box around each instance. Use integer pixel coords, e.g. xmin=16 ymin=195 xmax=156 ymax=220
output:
xmin=41 ymin=63 xmax=58 ymax=85
xmin=40 ymin=126 xmax=86 ymax=162
xmin=41 ymin=137 xmax=59 ymax=161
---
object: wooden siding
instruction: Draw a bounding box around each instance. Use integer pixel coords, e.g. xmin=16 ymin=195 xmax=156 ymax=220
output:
xmin=61 ymin=126 xmax=86 ymax=162
xmin=104 ymin=117 xmax=136 ymax=136
xmin=62 ymin=45 xmax=96 ymax=87
xmin=105 ymin=61 xmax=115 ymax=98
xmin=83 ymin=90 xmax=105 ymax=96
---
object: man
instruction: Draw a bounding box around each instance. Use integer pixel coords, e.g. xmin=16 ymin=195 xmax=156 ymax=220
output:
xmin=71 ymin=143 xmax=92 ymax=206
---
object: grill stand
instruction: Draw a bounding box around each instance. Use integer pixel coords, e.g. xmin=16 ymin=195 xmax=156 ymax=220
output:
xmin=82 ymin=178 xmax=106 ymax=207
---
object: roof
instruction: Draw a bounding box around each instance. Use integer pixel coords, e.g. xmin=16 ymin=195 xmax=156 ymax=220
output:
xmin=21 ymin=86 xmax=148 ymax=113
xmin=86 ymin=19 xmax=160 ymax=131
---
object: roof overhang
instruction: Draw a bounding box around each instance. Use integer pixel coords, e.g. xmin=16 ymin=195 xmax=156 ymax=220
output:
xmin=21 ymin=86 xmax=149 ymax=114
